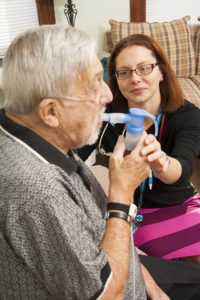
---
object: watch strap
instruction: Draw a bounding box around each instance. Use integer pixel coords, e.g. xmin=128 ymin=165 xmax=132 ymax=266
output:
xmin=107 ymin=202 xmax=129 ymax=214
xmin=105 ymin=211 xmax=129 ymax=223
xmin=106 ymin=203 xmax=137 ymax=223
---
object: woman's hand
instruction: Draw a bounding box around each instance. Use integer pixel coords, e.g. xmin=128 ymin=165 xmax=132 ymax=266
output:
xmin=141 ymin=134 xmax=182 ymax=184
xmin=140 ymin=134 xmax=168 ymax=172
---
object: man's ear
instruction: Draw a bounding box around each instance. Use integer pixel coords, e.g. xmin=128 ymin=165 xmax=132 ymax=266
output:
xmin=38 ymin=98 xmax=59 ymax=127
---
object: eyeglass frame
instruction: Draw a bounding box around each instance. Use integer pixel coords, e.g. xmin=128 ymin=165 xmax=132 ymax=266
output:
xmin=115 ymin=63 xmax=159 ymax=80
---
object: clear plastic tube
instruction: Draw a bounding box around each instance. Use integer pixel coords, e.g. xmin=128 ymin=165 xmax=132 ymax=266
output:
xmin=101 ymin=113 xmax=131 ymax=124
xmin=125 ymin=131 xmax=143 ymax=151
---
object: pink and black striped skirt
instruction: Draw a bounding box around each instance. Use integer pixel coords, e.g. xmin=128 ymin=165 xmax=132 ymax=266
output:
xmin=134 ymin=194 xmax=200 ymax=259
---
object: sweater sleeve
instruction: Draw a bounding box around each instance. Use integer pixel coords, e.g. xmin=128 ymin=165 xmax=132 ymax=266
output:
xmin=168 ymin=101 xmax=200 ymax=184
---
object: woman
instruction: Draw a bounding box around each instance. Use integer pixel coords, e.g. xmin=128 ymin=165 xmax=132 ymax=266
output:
xmin=99 ymin=34 xmax=200 ymax=263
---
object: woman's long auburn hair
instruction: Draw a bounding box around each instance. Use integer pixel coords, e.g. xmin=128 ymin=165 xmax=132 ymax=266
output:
xmin=107 ymin=34 xmax=184 ymax=113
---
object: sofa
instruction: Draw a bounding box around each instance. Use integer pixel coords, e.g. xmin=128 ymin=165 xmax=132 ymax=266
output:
xmin=99 ymin=16 xmax=200 ymax=110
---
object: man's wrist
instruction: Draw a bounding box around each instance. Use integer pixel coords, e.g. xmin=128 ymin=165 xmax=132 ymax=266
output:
xmin=106 ymin=202 xmax=137 ymax=224
xmin=109 ymin=189 xmax=133 ymax=205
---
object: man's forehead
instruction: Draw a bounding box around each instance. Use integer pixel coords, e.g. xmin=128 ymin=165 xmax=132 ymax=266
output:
xmin=80 ymin=55 xmax=102 ymax=78
xmin=73 ymin=55 xmax=103 ymax=92
xmin=85 ymin=56 xmax=103 ymax=84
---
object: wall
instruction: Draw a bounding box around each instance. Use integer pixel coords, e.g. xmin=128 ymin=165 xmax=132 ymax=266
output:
xmin=54 ymin=0 xmax=200 ymax=55
xmin=54 ymin=0 xmax=130 ymax=54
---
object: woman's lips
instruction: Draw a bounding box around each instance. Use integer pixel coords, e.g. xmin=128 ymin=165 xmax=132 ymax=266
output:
xmin=131 ymin=88 xmax=146 ymax=95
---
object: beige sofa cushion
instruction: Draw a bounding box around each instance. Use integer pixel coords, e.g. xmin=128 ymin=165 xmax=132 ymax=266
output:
xmin=190 ymin=24 xmax=199 ymax=48
xmin=178 ymin=77 xmax=200 ymax=109
xmin=109 ymin=16 xmax=195 ymax=78
xmin=190 ymin=24 xmax=200 ymax=75
xmin=194 ymin=26 xmax=200 ymax=75
xmin=104 ymin=31 xmax=113 ymax=52
xmin=192 ymin=75 xmax=200 ymax=88
xmin=90 ymin=165 xmax=109 ymax=195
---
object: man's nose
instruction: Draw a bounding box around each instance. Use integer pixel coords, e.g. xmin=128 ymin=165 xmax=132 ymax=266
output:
xmin=99 ymin=81 xmax=113 ymax=105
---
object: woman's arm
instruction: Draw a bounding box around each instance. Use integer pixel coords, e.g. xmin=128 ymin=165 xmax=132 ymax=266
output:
xmin=141 ymin=103 xmax=200 ymax=185
xmin=141 ymin=134 xmax=182 ymax=184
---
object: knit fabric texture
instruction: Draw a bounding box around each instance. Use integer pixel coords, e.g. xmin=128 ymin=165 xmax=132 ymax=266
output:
xmin=0 ymin=127 xmax=146 ymax=300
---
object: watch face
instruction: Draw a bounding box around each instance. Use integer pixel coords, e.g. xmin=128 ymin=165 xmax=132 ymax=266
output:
xmin=129 ymin=204 xmax=137 ymax=219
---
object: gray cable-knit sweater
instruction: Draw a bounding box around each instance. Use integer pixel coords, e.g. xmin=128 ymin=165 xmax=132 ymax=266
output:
xmin=0 ymin=115 xmax=146 ymax=300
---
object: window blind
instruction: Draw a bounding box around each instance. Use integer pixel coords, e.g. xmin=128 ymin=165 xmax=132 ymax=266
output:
xmin=0 ymin=0 xmax=39 ymax=58
xmin=146 ymin=0 xmax=200 ymax=24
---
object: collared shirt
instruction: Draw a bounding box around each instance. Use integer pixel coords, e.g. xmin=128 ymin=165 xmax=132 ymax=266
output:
xmin=0 ymin=109 xmax=113 ymax=299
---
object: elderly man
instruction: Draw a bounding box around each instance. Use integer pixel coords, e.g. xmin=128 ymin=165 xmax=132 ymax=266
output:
xmin=0 ymin=25 xmax=152 ymax=299
xmin=2 ymin=23 xmax=200 ymax=300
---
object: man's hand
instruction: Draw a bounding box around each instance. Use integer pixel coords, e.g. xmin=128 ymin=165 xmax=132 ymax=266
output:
xmin=141 ymin=263 xmax=171 ymax=300
xmin=109 ymin=132 xmax=150 ymax=204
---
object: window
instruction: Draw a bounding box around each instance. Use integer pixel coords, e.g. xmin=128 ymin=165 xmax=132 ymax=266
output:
xmin=0 ymin=0 xmax=39 ymax=59
xmin=146 ymin=0 xmax=200 ymax=24
xmin=130 ymin=0 xmax=200 ymax=24
xmin=0 ymin=0 xmax=55 ymax=59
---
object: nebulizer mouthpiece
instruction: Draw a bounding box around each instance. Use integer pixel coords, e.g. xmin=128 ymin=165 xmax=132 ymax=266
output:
xmin=102 ymin=108 xmax=158 ymax=151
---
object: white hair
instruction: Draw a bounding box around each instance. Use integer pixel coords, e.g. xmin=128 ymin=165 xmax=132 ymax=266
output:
xmin=2 ymin=25 xmax=96 ymax=114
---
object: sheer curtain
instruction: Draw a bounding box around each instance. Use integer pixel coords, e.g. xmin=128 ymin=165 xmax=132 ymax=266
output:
xmin=146 ymin=0 xmax=200 ymax=24
xmin=0 ymin=0 xmax=39 ymax=59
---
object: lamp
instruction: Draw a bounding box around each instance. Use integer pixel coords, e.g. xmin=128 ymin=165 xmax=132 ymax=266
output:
xmin=64 ymin=0 xmax=78 ymax=27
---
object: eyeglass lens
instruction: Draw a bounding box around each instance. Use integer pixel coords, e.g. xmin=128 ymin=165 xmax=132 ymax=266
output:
xmin=116 ymin=63 xmax=157 ymax=79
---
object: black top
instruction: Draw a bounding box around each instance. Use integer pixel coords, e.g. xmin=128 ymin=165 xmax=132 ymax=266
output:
xmin=78 ymin=100 xmax=200 ymax=208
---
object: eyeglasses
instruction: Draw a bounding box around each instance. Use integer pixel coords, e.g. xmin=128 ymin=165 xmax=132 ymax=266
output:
xmin=116 ymin=63 xmax=159 ymax=80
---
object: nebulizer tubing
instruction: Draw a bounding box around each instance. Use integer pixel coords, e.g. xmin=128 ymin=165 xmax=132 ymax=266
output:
xmin=101 ymin=108 xmax=158 ymax=152
xmin=101 ymin=113 xmax=132 ymax=125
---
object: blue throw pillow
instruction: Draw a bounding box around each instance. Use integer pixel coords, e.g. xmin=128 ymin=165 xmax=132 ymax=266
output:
xmin=101 ymin=57 xmax=109 ymax=82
